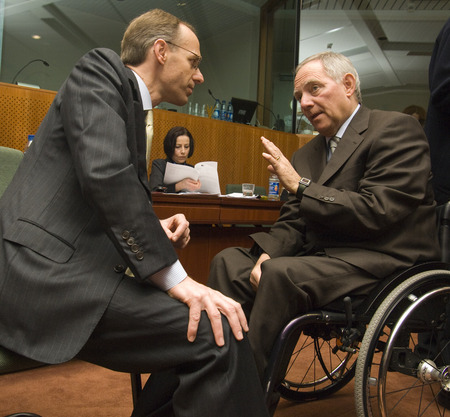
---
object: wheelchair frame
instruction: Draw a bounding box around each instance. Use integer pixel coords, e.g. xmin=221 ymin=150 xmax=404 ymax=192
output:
xmin=263 ymin=201 xmax=450 ymax=417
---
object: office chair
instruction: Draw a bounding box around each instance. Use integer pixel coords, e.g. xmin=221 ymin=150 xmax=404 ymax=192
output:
xmin=0 ymin=146 xmax=43 ymax=417
xmin=0 ymin=146 xmax=142 ymax=416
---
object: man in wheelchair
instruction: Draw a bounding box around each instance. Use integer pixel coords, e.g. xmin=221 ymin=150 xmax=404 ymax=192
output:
xmin=208 ymin=51 xmax=441 ymax=405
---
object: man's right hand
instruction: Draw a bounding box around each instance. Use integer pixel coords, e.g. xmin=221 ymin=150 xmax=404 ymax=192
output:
xmin=250 ymin=253 xmax=270 ymax=291
xmin=167 ymin=276 xmax=248 ymax=347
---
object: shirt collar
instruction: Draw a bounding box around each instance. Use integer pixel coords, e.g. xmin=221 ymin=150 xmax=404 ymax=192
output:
xmin=327 ymin=103 xmax=360 ymax=143
xmin=131 ymin=69 xmax=152 ymax=111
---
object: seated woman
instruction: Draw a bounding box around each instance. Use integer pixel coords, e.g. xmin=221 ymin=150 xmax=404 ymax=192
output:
xmin=149 ymin=126 xmax=201 ymax=193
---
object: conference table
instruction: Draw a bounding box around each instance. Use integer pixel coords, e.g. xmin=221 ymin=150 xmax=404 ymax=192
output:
xmin=151 ymin=192 xmax=284 ymax=283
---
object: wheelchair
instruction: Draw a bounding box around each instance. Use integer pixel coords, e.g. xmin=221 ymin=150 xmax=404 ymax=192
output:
xmin=263 ymin=201 xmax=450 ymax=417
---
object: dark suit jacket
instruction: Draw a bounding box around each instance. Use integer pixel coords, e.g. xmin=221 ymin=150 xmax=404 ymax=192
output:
xmin=0 ymin=48 xmax=178 ymax=363
xmin=425 ymin=18 xmax=450 ymax=205
xmin=252 ymin=106 xmax=440 ymax=279
xmin=149 ymin=158 xmax=194 ymax=193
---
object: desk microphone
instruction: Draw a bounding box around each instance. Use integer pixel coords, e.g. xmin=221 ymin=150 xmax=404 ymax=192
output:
xmin=208 ymin=88 xmax=219 ymax=103
xmin=257 ymin=102 xmax=285 ymax=131
xmin=12 ymin=59 xmax=50 ymax=85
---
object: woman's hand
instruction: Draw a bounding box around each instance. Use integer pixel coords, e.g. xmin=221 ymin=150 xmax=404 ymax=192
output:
xmin=175 ymin=178 xmax=201 ymax=192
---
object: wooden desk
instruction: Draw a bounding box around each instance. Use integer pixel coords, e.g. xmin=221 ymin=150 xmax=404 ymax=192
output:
xmin=152 ymin=193 xmax=283 ymax=282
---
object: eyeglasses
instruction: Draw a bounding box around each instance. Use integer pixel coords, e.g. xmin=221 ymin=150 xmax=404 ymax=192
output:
xmin=166 ymin=40 xmax=202 ymax=70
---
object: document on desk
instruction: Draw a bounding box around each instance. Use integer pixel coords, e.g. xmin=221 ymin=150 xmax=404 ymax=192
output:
xmin=164 ymin=161 xmax=221 ymax=194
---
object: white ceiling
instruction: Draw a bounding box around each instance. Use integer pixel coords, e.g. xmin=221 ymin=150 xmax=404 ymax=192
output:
xmin=2 ymin=0 xmax=450 ymax=100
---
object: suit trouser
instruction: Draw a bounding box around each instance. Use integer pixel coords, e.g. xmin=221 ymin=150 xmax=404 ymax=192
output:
xmin=77 ymin=275 xmax=269 ymax=417
xmin=207 ymin=247 xmax=378 ymax=381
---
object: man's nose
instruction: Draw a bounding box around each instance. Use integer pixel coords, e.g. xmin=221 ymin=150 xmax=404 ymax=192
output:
xmin=194 ymin=69 xmax=204 ymax=84
xmin=300 ymin=94 xmax=313 ymax=109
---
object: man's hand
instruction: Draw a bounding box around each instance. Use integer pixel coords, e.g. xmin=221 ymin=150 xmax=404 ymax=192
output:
xmin=160 ymin=214 xmax=190 ymax=249
xmin=168 ymin=277 xmax=249 ymax=347
xmin=261 ymin=136 xmax=301 ymax=194
xmin=250 ymin=253 xmax=270 ymax=291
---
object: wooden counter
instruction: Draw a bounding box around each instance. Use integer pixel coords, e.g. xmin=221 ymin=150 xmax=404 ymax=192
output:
xmin=152 ymin=193 xmax=284 ymax=282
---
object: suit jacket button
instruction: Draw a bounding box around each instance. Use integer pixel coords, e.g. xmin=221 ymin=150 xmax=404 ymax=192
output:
xmin=122 ymin=231 xmax=130 ymax=240
xmin=329 ymin=197 xmax=335 ymax=202
xmin=136 ymin=251 xmax=144 ymax=260
xmin=114 ymin=264 xmax=125 ymax=273
xmin=127 ymin=237 xmax=135 ymax=246
xmin=131 ymin=244 xmax=140 ymax=253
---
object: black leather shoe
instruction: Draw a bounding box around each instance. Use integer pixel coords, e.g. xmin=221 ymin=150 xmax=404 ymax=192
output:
xmin=438 ymin=390 xmax=450 ymax=409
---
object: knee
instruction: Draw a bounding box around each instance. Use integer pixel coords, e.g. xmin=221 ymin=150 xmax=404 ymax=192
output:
xmin=208 ymin=247 xmax=240 ymax=286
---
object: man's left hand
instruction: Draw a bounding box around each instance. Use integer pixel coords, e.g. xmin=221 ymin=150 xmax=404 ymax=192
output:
xmin=261 ymin=136 xmax=301 ymax=194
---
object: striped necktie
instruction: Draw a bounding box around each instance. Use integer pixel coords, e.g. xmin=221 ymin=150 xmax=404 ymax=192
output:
xmin=145 ymin=109 xmax=153 ymax=166
xmin=328 ymin=136 xmax=340 ymax=160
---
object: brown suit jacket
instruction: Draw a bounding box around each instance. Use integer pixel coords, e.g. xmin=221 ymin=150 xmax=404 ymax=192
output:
xmin=252 ymin=105 xmax=440 ymax=279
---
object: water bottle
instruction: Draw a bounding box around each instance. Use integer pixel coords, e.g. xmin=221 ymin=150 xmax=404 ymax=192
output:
xmin=268 ymin=174 xmax=280 ymax=200
xmin=227 ymin=101 xmax=233 ymax=122
xmin=25 ymin=134 xmax=34 ymax=151
xmin=212 ymin=100 xmax=221 ymax=120
xmin=220 ymin=100 xmax=227 ymax=121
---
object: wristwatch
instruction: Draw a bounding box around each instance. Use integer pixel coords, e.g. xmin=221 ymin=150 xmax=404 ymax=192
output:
xmin=296 ymin=176 xmax=311 ymax=199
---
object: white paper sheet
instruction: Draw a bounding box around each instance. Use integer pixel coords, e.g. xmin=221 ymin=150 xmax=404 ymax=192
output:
xmin=163 ymin=161 xmax=221 ymax=195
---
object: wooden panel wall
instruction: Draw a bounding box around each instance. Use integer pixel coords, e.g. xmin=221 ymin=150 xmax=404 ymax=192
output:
xmin=0 ymin=82 xmax=57 ymax=151
xmin=0 ymin=83 xmax=314 ymax=194
xmin=151 ymin=109 xmax=313 ymax=194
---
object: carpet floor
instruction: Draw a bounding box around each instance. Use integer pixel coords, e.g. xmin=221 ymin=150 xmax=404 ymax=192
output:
xmin=0 ymin=359 xmax=356 ymax=416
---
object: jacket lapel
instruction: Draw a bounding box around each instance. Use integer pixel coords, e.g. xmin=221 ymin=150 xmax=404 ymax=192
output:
xmin=317 ymin=105 xmax=370 ymax=185
xmin=126 ymin=69 xmax=151 ymax=195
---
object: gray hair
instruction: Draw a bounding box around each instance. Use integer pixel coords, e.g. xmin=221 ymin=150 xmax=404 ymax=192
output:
xmin=296 ymin=51 xmax=362 ymax=102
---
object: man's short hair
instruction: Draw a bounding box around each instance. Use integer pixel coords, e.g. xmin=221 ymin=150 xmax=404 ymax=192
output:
xmin=296 ymin=51 xmax=362 ymax=102
xmin=121 ymin=9 xmax=196 ymax=66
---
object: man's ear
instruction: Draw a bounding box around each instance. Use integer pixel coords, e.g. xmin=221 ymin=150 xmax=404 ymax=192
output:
xmin=343 ymin=73 xmax=356 ymax=97
xmin=153 ymin=39 xmax=168 ymax=65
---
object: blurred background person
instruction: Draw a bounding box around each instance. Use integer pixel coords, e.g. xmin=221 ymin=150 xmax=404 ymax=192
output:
xmin=402 ymin=104 xmax=427 ymax=128
xmin=150 ymin=126 xmax=201 ymax=192
xmin=425 ymin=17 xmax=450 ymax=205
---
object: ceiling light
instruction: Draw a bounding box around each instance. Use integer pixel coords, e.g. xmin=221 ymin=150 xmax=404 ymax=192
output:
xmin=32 ymin=35 xmax=41 ymax=40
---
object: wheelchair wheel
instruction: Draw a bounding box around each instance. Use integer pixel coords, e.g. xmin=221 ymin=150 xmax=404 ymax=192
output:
xmin=354 ymin=269 xmax=450 ymax=417
xmin=278 ymin=324 xmax=358 ymax=401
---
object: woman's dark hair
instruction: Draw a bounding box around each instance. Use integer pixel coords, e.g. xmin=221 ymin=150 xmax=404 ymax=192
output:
xmin=163 ymin=126 xmax=195 ymax=159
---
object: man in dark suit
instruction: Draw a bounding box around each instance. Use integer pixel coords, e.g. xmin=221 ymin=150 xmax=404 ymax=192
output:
xmin=208 ymin=51 xmax=441 ymax=385
xmin=425 ymin=17 xmax=450 ymax=205
xmin=0 ymin=9 xmax=269 ymax=417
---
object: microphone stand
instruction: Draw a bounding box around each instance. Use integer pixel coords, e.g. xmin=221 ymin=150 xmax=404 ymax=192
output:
xmin=12 ymin=59 xmax=50 ymax=85
xmin=208 ymin=89 xmax=219 ymax=104
xmin=257 ymin=102 xmax=285 ymax=131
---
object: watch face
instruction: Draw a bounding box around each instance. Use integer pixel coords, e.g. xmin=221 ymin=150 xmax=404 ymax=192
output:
xmin=300 ymin=177 xmax=311 ymax=186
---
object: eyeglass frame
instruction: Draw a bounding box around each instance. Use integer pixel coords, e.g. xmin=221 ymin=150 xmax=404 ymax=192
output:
xmin=165 ymin=40 xmax=202 ymax=70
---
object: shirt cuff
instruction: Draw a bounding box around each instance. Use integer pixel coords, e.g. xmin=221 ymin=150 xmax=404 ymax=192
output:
xmin=147 ymin=260 xmax=187 ymax=291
